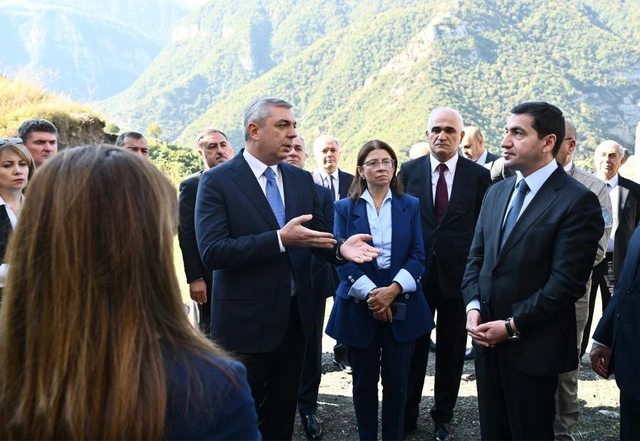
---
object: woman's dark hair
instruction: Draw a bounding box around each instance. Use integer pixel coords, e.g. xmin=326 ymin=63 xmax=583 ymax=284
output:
xmin=348 ymin=139 xmax=404 ymax=201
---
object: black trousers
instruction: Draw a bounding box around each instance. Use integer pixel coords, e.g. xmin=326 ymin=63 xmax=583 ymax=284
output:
xmin=405 ymin=267 xmax=466 ymax=425
xmin=298 ymin=294 xmax=327 ymax=415
xmin=620 ymin=389 xmax=640 ymax=440
xmin=475 ymin=346 xmax=557 ymax=440
xmin=581 ymin=253 xmax=616 ymax=357
xmin=238 ymin=297 xmax=306 ymax=441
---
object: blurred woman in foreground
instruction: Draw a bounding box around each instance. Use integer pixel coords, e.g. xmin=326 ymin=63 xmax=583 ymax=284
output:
xmin=326 ymin=140 xmax=434 ymax=440
xmin=0 ymin=139 xmax=34 ymax=301
xmin=0 ymin=145 xmax=260 ymax=440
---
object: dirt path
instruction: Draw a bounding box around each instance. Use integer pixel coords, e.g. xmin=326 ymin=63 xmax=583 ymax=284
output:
xmin=293 ymin=299 xmax=621 ymax=440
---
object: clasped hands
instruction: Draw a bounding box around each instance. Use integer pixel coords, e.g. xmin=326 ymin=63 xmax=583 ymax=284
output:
xmin=280 ymin=214 xmax=380 ymax=263
xmin=466 ymin=310 xmax=518 ymax=347
xmin=367 ymin=282 xmax=401 ymax=322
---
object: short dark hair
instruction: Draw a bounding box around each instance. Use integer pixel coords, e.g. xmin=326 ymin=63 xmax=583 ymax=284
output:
xmin=348 ymin=139 xmax=404 ymax=201
xmin=115 ymin=131 xmax=145 ymax=147
xmin=17 ymin=119 xmax=58 ymax=140
xmin=196 ymin=129 xmax=228 ymax=149
xmin=510 ymin=102 xmax=565 ymax=156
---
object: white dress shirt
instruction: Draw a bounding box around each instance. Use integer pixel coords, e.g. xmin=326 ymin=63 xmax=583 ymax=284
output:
xmin=430 ymin=154 xmax=458 ymax=204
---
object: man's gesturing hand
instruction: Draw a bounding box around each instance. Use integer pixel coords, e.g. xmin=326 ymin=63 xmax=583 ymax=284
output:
xmin=339 ymin=234 xmax=380 ymax=263
xmin=280 ymin=214 xmax=336 ymax=248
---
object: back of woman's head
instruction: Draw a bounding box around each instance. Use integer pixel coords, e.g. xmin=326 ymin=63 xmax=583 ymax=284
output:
xmin=0 ymin=145 xmax=210 ymax=439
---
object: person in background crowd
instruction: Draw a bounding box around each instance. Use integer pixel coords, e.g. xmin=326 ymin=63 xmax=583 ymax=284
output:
xmin=17 ymin=118 xmax=58 ymax=168
xmin=463 ymin=102 xmax=603 ymax=440
xmin=326 ymin=139 xmax=434 ymax=440
xmin=116 ymin=131 xmax=150 ymax=159
xmin=591 ymin=225 xmax=640 ymax=441
xmin=311 ymin=134 xmax=355 ymax=374
xmin=400 ymin=107 xmax=491 ymax=441
xmin=552 ymin=119 xmax=612 ymax=441
xmin=0 ymin=145 xmax=260 ymax=440
xmin=0 ymin=139 xmax=34 ymax=302
xmin=409 ymin=141 xmax=431 ymax=160
xmin=178 ymin=128 xmax=232 ymax=336
xmin=286 ymin=135 xmax=335 ymax=440
xmin=582 ymin=140 xmax=640 ymax=358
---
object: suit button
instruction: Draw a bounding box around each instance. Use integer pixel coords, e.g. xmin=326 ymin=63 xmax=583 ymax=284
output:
xmin=354 ymin=299 xmax=359 ymax=304
xmin=348 ymin=276 xmax=354 ymax=282
xmin=482 ymin=300 xmax=487 ymax=305
xmin=405 ymin=294 xmax=409 ymax=299
xmin=628 ymin=289 xmax=634 ymax=294
xmin=417 ymin=277 xmax=421 ymax=282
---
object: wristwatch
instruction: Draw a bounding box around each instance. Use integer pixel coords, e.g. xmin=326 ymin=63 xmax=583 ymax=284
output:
xmin=505 ymin=317 xmax=520 ymax=341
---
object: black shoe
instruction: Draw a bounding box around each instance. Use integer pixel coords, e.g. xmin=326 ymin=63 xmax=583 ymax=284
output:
xmin=464 ymin=347 xmax=475 ymax=361
xmin=403 ymin=418 xmax=417 ymax=434
xmin=301 ymin=413 xmax=323 ymax=439
xmin=429 ymin=339 xmax=436 ymax=353
xmin=332 ymin=358 xmax=353 ymax=374
xmin=434 ymin=423 xmax=451 ymax=441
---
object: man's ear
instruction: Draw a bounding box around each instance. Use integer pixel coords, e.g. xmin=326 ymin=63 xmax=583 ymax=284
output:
xmin=247 ymin=122 xmax=260 ymax=141
xmin=542 ymin=134 xmax=557 ymax=154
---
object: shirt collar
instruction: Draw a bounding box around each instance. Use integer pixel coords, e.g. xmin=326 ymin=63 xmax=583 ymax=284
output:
xmin=475 ymin=150 xmax=488 ymax=166
xmin=243 ymin=149 xmax=279 ymax=179
xmin=319 ymin=169 xmax=339 ymax=181
xmin=361 ymin=188 xmax=392 ymax=208
xmin=430 ymin=153 xmax=459 ymax=175
xmin=606 ymin=174 xmax=619 ymax=188
xmin=563 ymin=159 xmax=573 ymax=173
xmin=515 ymin=158 xmax=558 ymax=195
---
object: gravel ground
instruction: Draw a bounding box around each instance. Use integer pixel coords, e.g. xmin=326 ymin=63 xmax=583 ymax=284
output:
xmin=293 ymin=298 xmax=621 ymax=440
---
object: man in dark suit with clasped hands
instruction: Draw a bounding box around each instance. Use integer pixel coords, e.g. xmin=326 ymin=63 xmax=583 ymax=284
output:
xmin=195 ymin=97 xmax=379 ymax=441
xmin=462 ymin=102 xmax=604 ymax=440
xmin=400 ymin=107 xmax=491 ymax=441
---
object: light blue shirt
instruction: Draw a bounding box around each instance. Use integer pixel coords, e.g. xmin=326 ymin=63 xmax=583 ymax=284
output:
xmin=347 ymin=189 xmax=417 ymax=300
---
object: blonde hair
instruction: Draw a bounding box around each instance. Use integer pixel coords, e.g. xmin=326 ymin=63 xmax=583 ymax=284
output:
xmin=0 ymin=145 xmax=228 ymax=439
xmin=0 ymin=141 xmax=36 ymax=182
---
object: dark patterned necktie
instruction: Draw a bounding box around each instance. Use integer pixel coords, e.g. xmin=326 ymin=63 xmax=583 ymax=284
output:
xmin=434 ymin=163 xmax=448 ymax=223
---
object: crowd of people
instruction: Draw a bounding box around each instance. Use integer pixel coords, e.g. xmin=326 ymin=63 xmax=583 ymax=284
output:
xmin=0 ymin=97 xmax=637 ymax=441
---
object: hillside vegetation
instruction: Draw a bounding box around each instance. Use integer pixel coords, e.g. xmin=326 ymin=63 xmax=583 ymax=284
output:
xmin=100 ymin=0 xmax=640 ymax=172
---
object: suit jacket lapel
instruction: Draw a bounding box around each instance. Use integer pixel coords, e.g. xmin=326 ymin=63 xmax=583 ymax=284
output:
xmin=491 ymin=177 xmax=516 ymax=261
xmin=421 ymin=156 xmax=437 ymax=227
xmin=281 ymin=163 xmax=298 ymax=223
xmin=498 ymin=168 xmax=563 ymax=260
xmin=390 ymin=195 xmax=410 ymax=276
xmin=444 ymin=157 xmax=471 ymax=223
xmin=353 ymin=200 xmax=378 ymax=274
xmin=229 ymin=153 xmax=281 ymax=230
xmin=338 ymin=170 xmax=351 ymax=199
xmin=618 ymin=181 xmax=629 ymax=218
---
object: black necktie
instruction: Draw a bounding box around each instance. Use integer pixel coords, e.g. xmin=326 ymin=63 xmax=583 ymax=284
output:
xmin=328 ymin=175 xmax=336 ymax=201
xmin=501 ymin=179 xmax=530 ymax=248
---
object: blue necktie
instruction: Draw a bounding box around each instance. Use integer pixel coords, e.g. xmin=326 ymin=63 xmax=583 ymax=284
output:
xmin=264 ymin=167 xmax=285 ymax=228
xmin=501 ymin=179 xmax=530 ymax=248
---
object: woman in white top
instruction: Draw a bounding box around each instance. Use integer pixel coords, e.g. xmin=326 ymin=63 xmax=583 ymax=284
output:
xmin=0 ymin=139 xmax=34 ymax=298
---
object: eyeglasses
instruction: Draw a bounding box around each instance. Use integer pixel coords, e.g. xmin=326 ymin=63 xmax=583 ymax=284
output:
xmin=0 ymin=138 xmax=23 ymax=146
xmin=563 ymin=137 xmax=574 ymax=141
xmin=363 ymin=159 xmax=395 ymax=169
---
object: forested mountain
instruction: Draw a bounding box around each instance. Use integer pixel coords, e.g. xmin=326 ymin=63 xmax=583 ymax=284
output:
xmin=98 ymin=0 xmax=640 ymax=169
xmin=0 ymin=0 xmax=198 ymax=101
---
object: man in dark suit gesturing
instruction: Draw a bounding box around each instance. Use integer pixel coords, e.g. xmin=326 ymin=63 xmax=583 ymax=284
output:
xmin=462 ymin=102 xmax=603 ymax=440
xmin=195 ymin=97 xmax=379 ymax=440
xmin=400 ymin=107 xmax=490 ymax=441
xmin=178 ymin=128 xmax=232 ymax=336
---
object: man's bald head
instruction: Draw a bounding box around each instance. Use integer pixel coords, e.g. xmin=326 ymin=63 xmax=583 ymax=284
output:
xmin=460 ymin=126 xmax=485 ymax=161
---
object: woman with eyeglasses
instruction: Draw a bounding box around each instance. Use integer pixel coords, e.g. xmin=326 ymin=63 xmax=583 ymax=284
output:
xmin=326 ymin=140 xmax=434 ymax=440
xmin=0 ymin=145 xmax=260 ymax=440
xmin=0 ymin=139 xmax=34 ymax=302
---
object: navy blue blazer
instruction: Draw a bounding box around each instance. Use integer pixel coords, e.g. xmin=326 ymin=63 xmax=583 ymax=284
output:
xmin=164 ymin=349 xmax=261 ymax=440
xmin=593 ymin=225 xmax=640 ymax=400
xmin=195 ymin=151 xmax=335 ymax=353
xmin=325 ymin=193 xmax=434 ymax=347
